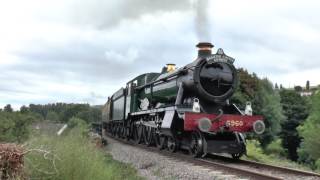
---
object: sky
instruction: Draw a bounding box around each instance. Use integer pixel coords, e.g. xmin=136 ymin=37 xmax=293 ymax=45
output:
xmin=1 ymin=0 xmax=320 ymax=109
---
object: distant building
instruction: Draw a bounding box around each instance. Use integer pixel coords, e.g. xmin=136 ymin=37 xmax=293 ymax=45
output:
xmin=300 ymin=91 xmax=313 ymax=96
xmin=285 ymin=81 xmax=319 ymax=97
xmin=294 ymin=83 xmax=319 ymax=96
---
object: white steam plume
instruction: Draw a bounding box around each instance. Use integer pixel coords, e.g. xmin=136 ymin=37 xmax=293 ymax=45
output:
xmin=193 ymin=0 xmax=211 ymax=41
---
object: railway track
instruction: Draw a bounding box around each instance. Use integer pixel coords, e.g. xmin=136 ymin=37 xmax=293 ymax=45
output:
xmin=207 ymin=154 xmax=320 ymax=179
xmin=105 ymin=135 xmax=320 ymax=180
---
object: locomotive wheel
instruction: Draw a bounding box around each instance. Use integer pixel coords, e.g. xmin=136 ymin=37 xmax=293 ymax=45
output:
xmin=122 ymin=126 xmax=126 ymax=139
xmin=155 ymin=134 xmax=166 ymax=150
xmin=231 ymin=153 xmax=241 ymax=160
xmin=124 ymin=126 xmax=130 ymax=141
xmin=144 ymin=126 xmax=154 ymax=146
xmin=132 ymin=125 xmax=138 ymax=143
xmin=117 ymin=125 xmax=121 ymax=137
xmin=118 ymin=125 xmax=123 ymax=138
xmin=125 ymin=126 xmax=131 ymax=141
xmin=110 ymin=125 xmax=114 ymax=136
xmin=189 ymin=131 xmax=204 ymax=158
xmin=112 ymin=124 xmax=117 ymax=137
xmin=167 ymin=136 xmax=177 ymax=153
xmin=130 ymin=123 xmax=135 ymax=141
xmin=115 ymin=125 xmax=119 ymax=137
xmin=120 ymin=125 xmax=126 ymax=139
xmin=134 ymin=124 xmax=143 ymax=144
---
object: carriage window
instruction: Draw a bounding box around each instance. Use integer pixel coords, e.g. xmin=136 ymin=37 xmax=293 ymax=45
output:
xmin=127 ymin=83 xmax=131 ymax=95
xmin=132 ymin=80 xmax=138 ymax=87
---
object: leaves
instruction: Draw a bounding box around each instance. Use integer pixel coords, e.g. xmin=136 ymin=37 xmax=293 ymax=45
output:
xmin=279 ymin=89 xmax=309 ymax=161
xmin=231 ymin=69 xmax=285 ymax=148
xmin=27 ymin=103 xmax=102 ymax=123
xmin=298 ymin=92 xmax=320 ymax=161
xmin=0 ymin=112 xmax=35 ymax=143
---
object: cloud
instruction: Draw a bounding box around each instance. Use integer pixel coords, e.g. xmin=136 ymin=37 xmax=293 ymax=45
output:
xmin=1 ymin=0 xmax=320 ymax=109
xmin=68 ymin=0 xmax=192 ymax=29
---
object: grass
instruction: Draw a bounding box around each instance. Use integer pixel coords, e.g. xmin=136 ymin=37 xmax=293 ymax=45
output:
xmin=24 ymin=127 xmax=144 ymax=180
xmin=243 ymin=140 xmax=315 ymax=172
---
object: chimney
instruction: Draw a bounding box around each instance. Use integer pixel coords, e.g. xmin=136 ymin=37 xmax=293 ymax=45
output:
xmin=196 ymin=42 xmax=214 ymax=58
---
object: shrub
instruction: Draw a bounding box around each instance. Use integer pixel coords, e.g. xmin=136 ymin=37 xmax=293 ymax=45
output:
xmin=245 ymin=140 xmax=314 ymax=171
xmin=245 ymin=140 xmax=271 ymax=162
xmin=24 ymin=127 xmax=143 ymax=180
xmin=265 ymin=138 xmax=286 ymax=156
xmin=67 ymin=117 xmax=87 ymax=129
xmin=0 ymin=112 xmax=35 ymax=143
xmin=316 ymin=159 xmax=320 ymax=173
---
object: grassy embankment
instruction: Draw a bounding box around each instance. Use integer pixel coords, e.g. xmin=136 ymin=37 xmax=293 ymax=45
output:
xmin=244 ymin=139 xmax=318 ymax=172
xmin=23 ymin=127 xmax=143 ymax=180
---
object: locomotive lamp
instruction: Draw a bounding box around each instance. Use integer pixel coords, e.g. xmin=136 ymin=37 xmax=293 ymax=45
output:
xmin=192 ymin=98 xmax=201 ymax=113
xmin=253 ymin=120 xmax=265 ymax=134
xmin=244 ymin=101 xmax=253 ymax=116
xmin=198 ymin=117 xmax=212 ymax=132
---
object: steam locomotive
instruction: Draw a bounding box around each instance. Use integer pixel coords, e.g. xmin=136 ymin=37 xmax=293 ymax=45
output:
xmin=101 ymin=42 xmax=265 ymax=158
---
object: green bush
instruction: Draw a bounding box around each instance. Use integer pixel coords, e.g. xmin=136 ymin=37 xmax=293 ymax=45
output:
xmin=316 ymin=159 xmax=320 ymax=173
xmin=67 ymin=117 xmax=87 ymax=129
xmin=0 ymin=111 xmax=35 ymax=143
xmin=24 ymin=127 xmax=143 ymax=180
xmin=245 ymin=140 xmax=313 ymax=171
xmin=245 ymin=140 xmax=271 ymax=162
xmin=265 ymin=139 xmax=286 ymax=156
xmin=297 ymin=144 xmax=314 ymax=166
xmin=298 ymin=92 xmax=320 ymax=161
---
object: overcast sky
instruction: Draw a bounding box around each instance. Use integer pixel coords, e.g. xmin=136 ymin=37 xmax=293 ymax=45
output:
xmin=1 ymin=0 xmax=320 ymax=109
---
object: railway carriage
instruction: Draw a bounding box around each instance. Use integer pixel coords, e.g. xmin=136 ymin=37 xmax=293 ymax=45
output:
xmin=101 ymin=42 xmax=265 ymax=158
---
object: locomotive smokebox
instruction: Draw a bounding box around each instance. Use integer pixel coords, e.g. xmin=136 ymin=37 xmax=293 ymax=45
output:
xmin=196 ymin=42 xmax=214 ymax=58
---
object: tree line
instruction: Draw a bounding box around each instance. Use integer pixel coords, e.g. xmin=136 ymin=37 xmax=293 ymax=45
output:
xmin=0 ymin=103 xmax=102 ymax=143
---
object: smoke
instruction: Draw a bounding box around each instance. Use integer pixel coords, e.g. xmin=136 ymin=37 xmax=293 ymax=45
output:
xmin=66 ymin=0 xmax=212 ymax=41
xmin=193 ymin=0 xmax=211 ymax=41
xmin=69 ymin=0 xmax=191 ymax=29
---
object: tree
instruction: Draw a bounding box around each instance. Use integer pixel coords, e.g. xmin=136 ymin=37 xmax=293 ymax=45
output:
xmin=306 ymin=80 xmax=310 ymax=90
xmin=280 ymin=89 xmax=309 ymax=161
xmin=4 ymin=104 xmax=13 ymax=112
xmin=0 ymin=112 xmax=15 ymax=141
xmin=11 ymin=113 xmax=35 ymax=142
xmin=298 ymin=92 xmax=320 ymax=161
xmin=231 ymin=68 xmax=259 ymax=109
xmin=76 ymin=107 xmax=102 ymax=123
xmin=254 ymin=79 xmax=285 ymax=148
xmin=68 ymin=117 xmax=87 ymax=128
xmin=26 ymin=103 xmax=101 ymax=123
xmin=0 ymin=111 xmax=35 ymax=142
xmin=60 ymin=104 xmax=90 ymax=122
xmin=275 ymin=83 xmax=279 ymax=90
xmin=46 ymin=111 xmax=59 ymax=122
xmin=20 ymin=105 xmax=29 ymax=113
xmin=294 ymin=86 xmax=303 ymax=92
xmin=231 ymin=69 xmax=284 ymax=148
